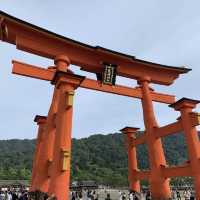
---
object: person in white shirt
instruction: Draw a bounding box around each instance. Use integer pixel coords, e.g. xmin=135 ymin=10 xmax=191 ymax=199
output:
xmin=118 ymin=191 xmax=122 ymax=200
xmin=129 ymin=192 xmax=133 ymax=200
xmin=184 ymin=189 xmax=191 ymax=200
xmin=7 ymin=192 xmax=12 ymax=200
xmin=0 ymin=191 xmax=5 ymax=200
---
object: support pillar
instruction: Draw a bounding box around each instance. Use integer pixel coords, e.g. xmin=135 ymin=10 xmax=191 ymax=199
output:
xmin=170 ymin=98 xmax=200 ymax=199
xmin=48 ymin=56 xmax=85 ymax=200
xmin=30 ymin=115 xmax=47 ymax=192
xmin=120 ymin=127 xmax=140 ymax=192
xmin=35 ymin=88 xmax=59 ymax=193
xmin=138 ymin=76 xmax=171 ymax=199
xmin=33 ymin=55 xmax=70 ymax=193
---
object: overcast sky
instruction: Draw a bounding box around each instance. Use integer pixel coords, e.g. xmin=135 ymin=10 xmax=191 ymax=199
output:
xmin=0 ymin=0 xmax=200 ymax=139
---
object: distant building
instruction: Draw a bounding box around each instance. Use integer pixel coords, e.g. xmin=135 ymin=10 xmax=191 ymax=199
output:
xmin=70 ymin=181 xmax=98 ymax=190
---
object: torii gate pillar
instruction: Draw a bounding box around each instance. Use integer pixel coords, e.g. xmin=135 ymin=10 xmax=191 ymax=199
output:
xmin=30 ymin=115 xmax=47 ymax=191
xmin=121 ymin=127 xmax=140 ymax=192
xmin=48 ymin=57 xmax=85 ymax=200
xmin=170 ymin=98 xmax=200 ymax=199
xmin=138 ymin=76 xmax=171 ymax=199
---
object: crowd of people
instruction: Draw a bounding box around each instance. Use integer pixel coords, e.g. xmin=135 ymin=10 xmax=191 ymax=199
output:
xmin=0 ymin=188 xmax=196 ymax=200
xmin=70 ymin=189 xmax=144 ymax=200
xmin=0 ymin=190 xmax=28 ymax=200
xmin=171 ymin=189 xmax=195 ymax=200
xmin=70 ymin=188 xmax=196 ymax=200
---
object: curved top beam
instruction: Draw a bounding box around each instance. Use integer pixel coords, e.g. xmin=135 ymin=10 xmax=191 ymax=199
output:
xmin=0 ymin=11 xmax=191 ymax=85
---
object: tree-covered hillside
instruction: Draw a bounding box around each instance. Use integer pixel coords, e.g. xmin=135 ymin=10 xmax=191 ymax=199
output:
xmin=0 ymin=132 xmax=192 ymax=186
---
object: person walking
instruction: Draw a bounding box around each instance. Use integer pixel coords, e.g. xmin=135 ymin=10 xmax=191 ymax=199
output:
xmin=184 ymin=189 xmax=191 ymax=200
xmin=105 ymin=193 xmax=111 ymax=200
xmin=118 ymin=191 xmax=122 ymax=200
xmin=145 ymin=191 xmax=151 ymax=200
xmin=176 ymin=190 xmax=181 ymax=200
xmin=11 ymin=191 xmax=18 ymax=200
xmin=190 ymin=190 xmax=195 ymax=200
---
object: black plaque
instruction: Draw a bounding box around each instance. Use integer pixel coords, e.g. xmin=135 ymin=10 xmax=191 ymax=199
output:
xmin=102 ymin=63 xmax=117 ymax=85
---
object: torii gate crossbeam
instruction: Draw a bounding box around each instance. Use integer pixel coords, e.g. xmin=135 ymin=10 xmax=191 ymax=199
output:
xmin=12 ymin=60 xmax=175 ymax=104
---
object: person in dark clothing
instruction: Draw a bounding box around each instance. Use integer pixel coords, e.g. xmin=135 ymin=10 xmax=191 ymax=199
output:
xmin=93 ymin=191 xmax=98 ymax=200
xmin=19 ymin=191 xmax=28 ymax=200
xmin=176 ymin=190 xmax=181 ymax=200
xmin=190 ymin=191 xmax=195 ymax=200
xmin=122 ymin=193 xmax=126 ymax=200
xmin=105 ymin=193 xmax=111 ymax=200
xmin=71 ymin=192 xmax=76 ymax=200
xmin=145 ymin=191 xmax=151 ymax=200
xmin=12 ymin=191 xmax=18 ymax=200
xmin=44 ymin=193 xmax=49 ymax=200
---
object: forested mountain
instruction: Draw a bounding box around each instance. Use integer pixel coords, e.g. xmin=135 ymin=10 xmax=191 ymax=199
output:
xmin=0 ymin=132 xmax=191 ymax=186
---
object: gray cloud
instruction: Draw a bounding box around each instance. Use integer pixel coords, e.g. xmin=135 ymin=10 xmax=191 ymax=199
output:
xmin=0 ymin=0 xmax=200 ymax=139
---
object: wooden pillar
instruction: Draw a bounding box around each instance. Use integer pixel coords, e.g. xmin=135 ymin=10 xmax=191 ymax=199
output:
xmin=120 ymin=127 xmax=140 ymax=192
xmin=30 ymin=115 xmax=47 ymax=192
xmin=170 ymin=98 xmax=200 ymax=199
xmin=48 ymin=56 xmax=85 ymax=200
xmin=138 ymin=76 xmax=171 ymax=199
xmin=36 ymin=87 xmax=59 ymax=193
xmin=34 ymin=56 xmax=70 ymax=193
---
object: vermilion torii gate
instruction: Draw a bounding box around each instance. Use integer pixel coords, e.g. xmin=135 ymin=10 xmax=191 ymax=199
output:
xmin=121 ymin=99 xmax=200 ymax=199
xmin=1 ymin=11 xmax=200 ymax=200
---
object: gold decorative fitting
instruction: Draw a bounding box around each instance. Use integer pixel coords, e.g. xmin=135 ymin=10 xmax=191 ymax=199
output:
xmin=61 ymin=149 xmax=70 ymax=171
xmin=197 ymin=113 xmax=200 ymax=125
xmin=190 ymin=112 xmax=200 ymax=127
xmin=65 ymin=91 xmax=74 ymax=109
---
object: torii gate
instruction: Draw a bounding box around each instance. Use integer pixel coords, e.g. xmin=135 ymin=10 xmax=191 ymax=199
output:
xmin=1 ymin=11 xmax=199 ymax=200
xmin=121 ymin=98 xmax=200 ymax=198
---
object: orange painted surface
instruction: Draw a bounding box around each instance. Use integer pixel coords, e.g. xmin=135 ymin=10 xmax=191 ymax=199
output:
xmin=48 ymin=84 xmax=73 ymax=200
xmin=135 ymin=170 xmax=150 ymax=180
xmin=155 ymin=120 xmax=182 ymax=138
xmin=138 ymin=77 xmax=171 ymax=199
xmin=30 ymin=116 xmax=47 ymax=192
xmin=171 ymin=98 xmax=200 ymax=199
xmin=45 ymin=88 xmax=59 ymax=178
xmin=131 ymin=133 xmax=146 ymax=146
xmin=12 ymin=60 xmax=54 ymax=81
xmin=48 ymin=57 xmax=85 ymax=200
xmin=161 ymin=164 xmax=191 ymax=178
xmin=48 ymin=86 xmax=77 ymax=199
xmin=15 ymin=35 xmax=185 ymax=85
xmin=12 ymin=60 xmax=175 ymax=104
xmin=35 ymin=88 xmax=59 ymax=193
xmin=121 ymin=127 xmax=140 ymax=192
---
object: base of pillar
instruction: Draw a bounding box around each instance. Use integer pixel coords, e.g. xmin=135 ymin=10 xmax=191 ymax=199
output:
xmin=29 ymin=190 xmax=52 ymax=200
